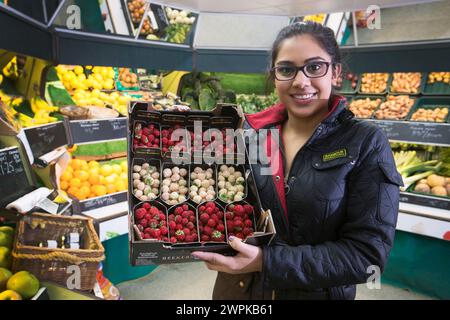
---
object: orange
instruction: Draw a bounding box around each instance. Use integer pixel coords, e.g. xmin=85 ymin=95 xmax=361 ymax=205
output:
xmin=94 ymin=185 xmax=107 ymax=197
xmin=79 ymin=186 xmax=91 ymax=197
xmin=88 ymin=174 xmax=100 ymax=185
xmin=81 ymin=181 xmax=91 ymax=188
xmin=65 ymin=166 xmax=73 ymax=173
xmin=104 ymin=175 xmax=116 ymax=185
xmin=60 ymin=181 xmax=69 ymax=191
xmin=80 ymin=161 xmax=89 ymax=171
xmin=74 ymin=170 xmax=89 ymax=181
xmin=70 ymin=159 xmax=83 ymax=170
xmin=69 ymin=178 xmax=81 ymax=188
xmin=67 ymin=186 xmax=79 ymax=196
xmin=60 ymin=170 xmax=73 ymax=182
xmin=74 ymin=190 xmax=86 ymax=200
xmin=88 ymin=160 xmax=100 ymax=168
xmin=106 ymin=184 xmax=116 ymax=194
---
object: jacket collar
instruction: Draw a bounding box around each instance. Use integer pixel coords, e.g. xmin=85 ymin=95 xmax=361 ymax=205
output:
xmin=245 ymin=95 xmax=348 ymax=130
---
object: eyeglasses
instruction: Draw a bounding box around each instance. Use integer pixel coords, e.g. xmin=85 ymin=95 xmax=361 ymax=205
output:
xmin=272 ymin=61 xmax=331 ymax=81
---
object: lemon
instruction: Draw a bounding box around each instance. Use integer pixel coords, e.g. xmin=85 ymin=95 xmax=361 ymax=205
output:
xmin=7 ymin=271 xmax=40 ymax=299
xmin=0 ymin=247 xmax=12 ymax=269
xmin=111 ymin=164 xmax=122 ymax=175
xmin=0 ymin=233 xmax=13 ymax=249
xmin=100 ymin=164 xmax=113 ymax=176
xmin=104 ymin=175 xmax=116 ymax=185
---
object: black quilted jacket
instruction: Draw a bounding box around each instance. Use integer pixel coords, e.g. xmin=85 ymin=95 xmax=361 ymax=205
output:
xmin=213 ymin=96 xmax=403 ymax=300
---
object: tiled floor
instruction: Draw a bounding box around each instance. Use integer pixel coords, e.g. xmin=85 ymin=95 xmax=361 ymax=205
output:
xmin=117 ymin=262 xmax=434 ymax=300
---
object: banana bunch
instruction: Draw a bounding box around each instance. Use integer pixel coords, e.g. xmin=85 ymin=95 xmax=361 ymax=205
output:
xmin=15 ymin=97 xmax=59 ymax=128
xmin=3 ymin=56 xmax=19 ymax=79
xmin=30 ymin=96 xmax=59 ymax=113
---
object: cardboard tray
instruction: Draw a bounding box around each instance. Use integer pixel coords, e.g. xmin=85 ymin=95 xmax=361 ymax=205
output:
xmin=127 ymin=101 xmax=276 ymax=265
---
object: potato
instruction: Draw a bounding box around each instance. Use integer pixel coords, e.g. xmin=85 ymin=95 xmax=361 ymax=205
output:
xmin=411 ymin=107 xmax=448 ymax=122
xmin=390 ymin=73 xmax=422 ymax=93
xmin=349 ymin=98 xmax=381 ymax=118
xmin=374 ymin=95 xmax=414 ymax=120
xmin=361 ymin=73 xmax=389 ymax=93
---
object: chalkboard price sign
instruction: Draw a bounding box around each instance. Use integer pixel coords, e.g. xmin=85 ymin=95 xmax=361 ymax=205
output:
xmin=0 ymin=146 xmax=33 ymax=207
xmin=366 ymin=120 xmax=450 ymax=146
xmin=23 ymin=122 xmax=68 ymax=160
xmin=69 ymin=118 xmax=127 ymax=144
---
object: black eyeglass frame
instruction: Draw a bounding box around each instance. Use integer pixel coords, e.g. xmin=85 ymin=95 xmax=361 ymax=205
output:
xmin=271 ymin=61 xmax=332 ymax=81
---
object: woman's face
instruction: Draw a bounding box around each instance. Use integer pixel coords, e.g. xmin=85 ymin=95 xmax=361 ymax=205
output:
xmin=274 ymin=34 xmax=341 ymax=119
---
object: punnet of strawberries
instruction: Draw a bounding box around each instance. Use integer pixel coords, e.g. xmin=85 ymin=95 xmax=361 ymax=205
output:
xmin=225 ymin=203 xmax=255 ymax=240
xmin=161 ymin=125 xmax=189 ymax=155
xmin=133 ymin=122 xmax=160 ymax=150
xmin=134 ymin=202 xmax=169 ymax=241
xmin=168 ymin=203 xmax=199 ymax=243
xmin=198 ymin=201 xmax=226 ymax=242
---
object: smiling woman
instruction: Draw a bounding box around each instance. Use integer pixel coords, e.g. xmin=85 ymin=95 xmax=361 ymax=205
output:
xmin=192 ymin=22 xmax=403 ymax=300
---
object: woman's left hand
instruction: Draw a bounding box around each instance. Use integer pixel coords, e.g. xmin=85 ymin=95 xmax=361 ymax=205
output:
xmin=191 ymin=236 xmax=263 ymax=274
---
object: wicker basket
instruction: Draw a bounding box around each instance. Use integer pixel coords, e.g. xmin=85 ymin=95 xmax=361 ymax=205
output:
xmin=11 ymin=213 xmax=105 ymax=291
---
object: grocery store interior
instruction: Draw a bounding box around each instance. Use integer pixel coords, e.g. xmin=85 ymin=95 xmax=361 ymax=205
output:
xmin=0 ymin=0 xmax=449 ymax=301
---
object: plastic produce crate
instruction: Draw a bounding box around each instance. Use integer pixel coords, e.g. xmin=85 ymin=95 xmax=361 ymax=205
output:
xmin=407 ymin=97 xmax=450 ymax=123
xmin=422 ymin=72 xmax=450 ymax=95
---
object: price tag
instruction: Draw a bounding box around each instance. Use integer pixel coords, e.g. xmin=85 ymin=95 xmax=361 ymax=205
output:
xmin=0 ymin=146 xmax=33 ymax=207
xmin=69 ymin=118 xmax=127 ymax=144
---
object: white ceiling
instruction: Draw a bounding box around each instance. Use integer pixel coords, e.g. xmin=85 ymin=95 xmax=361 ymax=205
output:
xmin=153 ymin=0 xmax=442 ymax=16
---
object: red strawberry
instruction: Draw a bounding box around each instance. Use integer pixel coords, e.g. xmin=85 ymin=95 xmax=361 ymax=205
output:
xmin=233 ymin=219 xmax=243 ymax=230
xmin=244 ymin=219 xmax=253 ymax=227
xmin=244 ymin=204 xmax=253 ymax=214
xmin=183 ymin=228 xmax=191 ymax=236
xmin=135 ymin=208 xmax=146 ymax=220
xmin=206 ymin=202 xmax=215 ymax=208
xmin=175 ymin=215 xmax=182 ymax=223
xmin=168 ymin=214 xmax=175 ymax=221
xmin=189 ymin=215 xmax=196 ymax=223
xmin=188 ymin=210 xmax=195 ymax=216
xmin=211 ymin=231 xmax=225 ymax=242
xmin=139 ymin=219 xmax=148 ymax=228
xmin=205 ymin=207 xmax=214 ymax=215
xmin=201 ymin=234 xmax=210 ymax=242
xmin=159 ymin=220 xmax=166 ymax=227
xmin=175 ymin=230 xmax=185 ymax=242
xmin=185 ymin=235 xmax=193 ymax=242
xmin=207 ymin=219 xmax=216 ymax=228
xmin=217 ymin=211 xmax=224 ymax=219
xmin=160 ymin=226 xmax=168 ymax=235
xmin=182 ymin=218 xmax=189 ymax=225
xmin=225 ymin=212 xmax=233 ymax=220
xmin=175 ymin=207 xmax=184 ymax=215
xmin=144 ymin=227 xmax=152 ymax=234
xmin=226 ymin=220 xmax=234 ymax=231
xmin=236 ymin=232 xmax=245 ymax=239
xmin=182 ymin=204 xmax=189 ymax=211
xmin=176 ymin=223 xmax=183 ymax=230
xmin=233 ymin=205 xmax=244 ymax=216
xmin=191 ymin=233 xmax=198 ymax=241
xmin=216 ymin=224 xmax=225 ymax=233
xmin=182 ymin=211 xmax=190 ymax=218
xmin=199 ymin=205 xmax=206 ymax=212
xmin=210 ymin=214 xmax=218 ymax=221
xmin=153 ymin=229 xmax=161 ymax=238
xmin=170 ymin=236 xmax=177 ymax=243
xmin=169 ymin=220 xmax=176 ymax=230
xmin=203 ymin=226 xmax=213 ymax=236
xmin=142 ymin=203 xmax=151 ymax=210
xmin=242 ymin=227 xmax=252 ymax=236
xmin=187 ymin=222 xmax=195 ymax=230
xmin=200 ymin=213 xmax=210 ymax=223
xmin=143 ymin=233 xmax=151 ymax=239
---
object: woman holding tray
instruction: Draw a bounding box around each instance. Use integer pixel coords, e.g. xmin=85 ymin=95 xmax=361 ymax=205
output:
xmin=192 ymin=22 xmax=403 ymax=300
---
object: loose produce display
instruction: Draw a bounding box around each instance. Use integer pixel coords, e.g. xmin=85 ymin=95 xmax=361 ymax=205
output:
xmin=0 ymin=226 xmax=40 ymax=300
xmin=160 ymin=166 xmax=189 ymax=205
xmin=225 ymin=203 xmax=255 ymax=240
xmin=410 ymin=107 xmax=448 ymax=122
xmin=118 ymin=68 xmax=139 ymax=89
xmin=348 ymin=97 xmax=382 ymax=118
xmin=167 ymin=204 xmax=198 ymax=243
xmin=374 ymin=95 xmax=414 ymax=120
xmin=217 ymin=165 xmax=246 ymax=203
xmin=60 ymin=159 xmax=128 ymax=200
xmin=427 ymin=72 xmax=450 ymax=84
xmin=198 ymin=202 xmax=226 ymax=242
xmin=127 ymin=0 xmax=147 ymax=25
xmin=336 ymin=72 xmax=359 ymax=91
xmin=132 ymin=163 xmax=160 ymax=201
xmin=413 ymin=174 xmax=450 ymax=197
xmin=390 ymin=72 xmax=422 ymax=94
xmin=189 ymin=167 xmax=216 ymax=204
xmin=236 ymin=93 xmax=279 ymax=114
xmin=360 ymin=73 xmax=389 ymax=94
xmin=164 ymin=7 xmax=196 ymax=44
